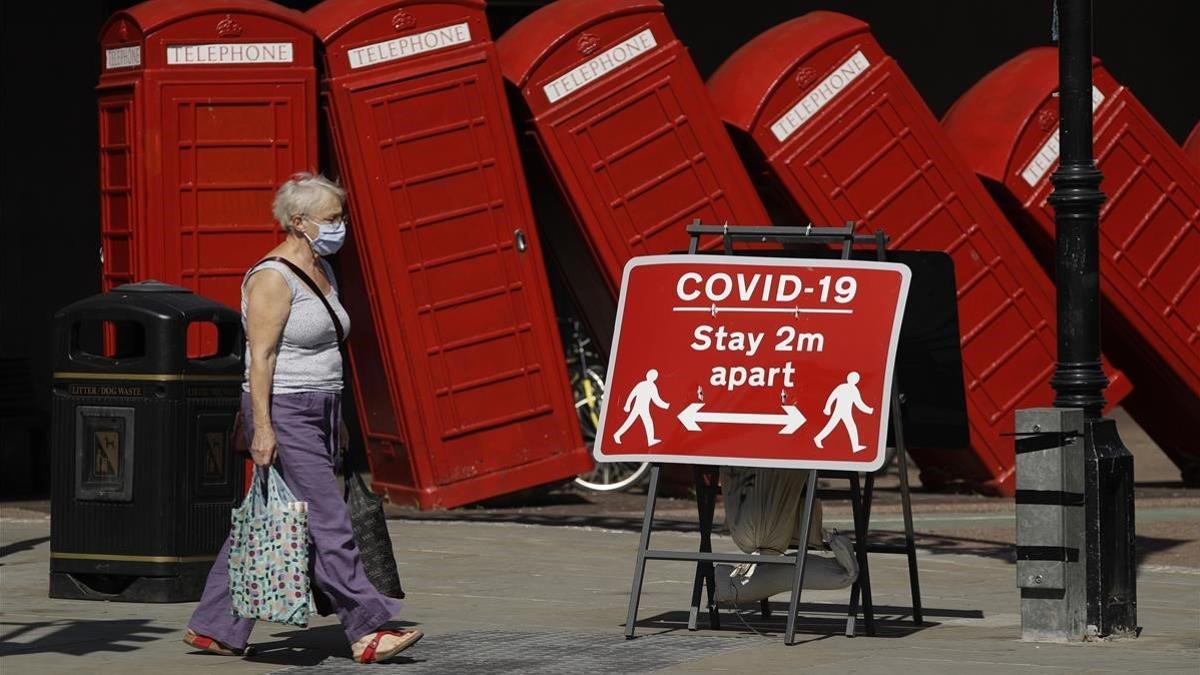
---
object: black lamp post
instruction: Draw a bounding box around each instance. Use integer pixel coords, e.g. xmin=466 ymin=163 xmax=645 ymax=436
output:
xmin=1048 ymin=0 xmax=1138 ymax=638
xmin=1048 ymin=1 xmax=1106 ymax=415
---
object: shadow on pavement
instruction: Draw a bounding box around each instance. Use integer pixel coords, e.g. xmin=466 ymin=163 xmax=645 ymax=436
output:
xmin=1132 ymin=535 xmax=1194 ymax=567
xmin=0 ymin=618 xmax=174 ymax=656
xmin=868 ymin=529 xmax=1192 ymax=570
xmin=0 ymin=536 xmax=49 ymax=562
xmin=391 ymin=509 xmax=707 ymax=534
xmin=242 ymin=621 xmax=420 ymax=668
xmin=633 ymin=603 xmax=944 ymax=639
xmin=0 ymin=617 xmax=421 ymax=663
xmin=769 ymin=600 xmax=981 ymax=620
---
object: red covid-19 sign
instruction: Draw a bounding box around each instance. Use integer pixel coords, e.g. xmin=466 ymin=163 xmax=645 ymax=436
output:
xmin=595 ymin=255 xmax=910 ymax=471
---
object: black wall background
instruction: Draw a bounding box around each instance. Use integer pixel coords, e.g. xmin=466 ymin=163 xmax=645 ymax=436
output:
xmin=1 ymin=1 xmax=1196 ymax=494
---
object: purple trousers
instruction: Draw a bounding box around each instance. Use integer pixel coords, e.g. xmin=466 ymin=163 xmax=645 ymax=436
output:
xmin=188 ymin=391 xmax=403 ymax=648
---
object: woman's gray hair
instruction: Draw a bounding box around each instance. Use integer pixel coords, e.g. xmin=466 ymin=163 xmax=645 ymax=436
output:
xmin=272 ymin=172 xmax=346 ymax=232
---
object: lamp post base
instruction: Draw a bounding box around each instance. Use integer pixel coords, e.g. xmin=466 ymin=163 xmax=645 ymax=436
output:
xmin=1083 ymin=417 xmax=1139 ymax=638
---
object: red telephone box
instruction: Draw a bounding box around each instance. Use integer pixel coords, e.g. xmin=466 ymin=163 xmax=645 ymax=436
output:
xmin=495 ymin=0 xmax=770 ymax=297
xmin=1186 ymin=122 xmax=1200 ymax=171
xmin=99 ymin=0 xmax=317 ymax=489
xmin=307 ymin=0 xmax=591 ymax=509
xmin=98 ymin=0 xmax=317 ymax=311
xmin=707 ymin=12 xmax=1132 ymax=495
xmin=943 ymin=48 xmax=1200 ymax=483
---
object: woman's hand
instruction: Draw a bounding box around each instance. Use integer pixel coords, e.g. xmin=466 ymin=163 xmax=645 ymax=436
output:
xmin=250 ymin=425 xmax=278 ymax=466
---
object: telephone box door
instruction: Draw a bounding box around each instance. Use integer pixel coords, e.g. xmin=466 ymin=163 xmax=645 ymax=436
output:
xmin=157 ymin=81 xmax=312 ymax=306
xmin=496 ymin=0 xmax=770 ymax=296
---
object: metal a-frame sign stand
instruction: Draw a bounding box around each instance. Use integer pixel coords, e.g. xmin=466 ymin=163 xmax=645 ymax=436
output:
xmin=623 ymin=222 xmax=923 ymax=645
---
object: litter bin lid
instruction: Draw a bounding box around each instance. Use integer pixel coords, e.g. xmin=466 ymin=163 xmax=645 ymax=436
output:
xmin=111 ymin=280 xmax=193 ymax=294
xmin=53 ymin=280 xmax=244 ymax=376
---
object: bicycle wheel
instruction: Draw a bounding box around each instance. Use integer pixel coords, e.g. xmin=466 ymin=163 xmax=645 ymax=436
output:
xmin=574 ymin=460 xmax=652 ymax=492
xmin=571 ymin=365 xmax=651 ymax=492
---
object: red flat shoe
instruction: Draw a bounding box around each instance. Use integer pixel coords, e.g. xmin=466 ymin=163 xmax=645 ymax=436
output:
xmin=353 ymin=628 xmax=424 ymax=663
xmin=183 ymin=629 xmax=254 ymax=657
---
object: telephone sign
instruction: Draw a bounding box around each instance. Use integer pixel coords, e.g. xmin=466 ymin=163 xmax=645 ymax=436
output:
xmin=595 ymin=255 xmax=910 ymax=472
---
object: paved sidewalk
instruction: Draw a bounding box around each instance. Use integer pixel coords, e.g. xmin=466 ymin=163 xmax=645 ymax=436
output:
xmin=2 ymin=497 xmax=1197 ymax=674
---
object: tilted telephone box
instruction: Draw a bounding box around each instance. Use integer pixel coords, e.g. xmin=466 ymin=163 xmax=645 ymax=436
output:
xmin=306 ymin=0 xmax=591 ymax=509
xmin=1184 ymin=122 xmax=1200 ymax=171
xmin=706 ymin=12 xmax=1132 ymax=495
xmin=496 ymin=0 xmax=771 ymax=336
xmin=944 ymin=48 xmax=1200 ymax=483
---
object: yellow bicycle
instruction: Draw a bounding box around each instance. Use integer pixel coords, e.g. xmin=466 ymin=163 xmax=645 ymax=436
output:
xmin=562 ymin=319 xmax=650 ymax=491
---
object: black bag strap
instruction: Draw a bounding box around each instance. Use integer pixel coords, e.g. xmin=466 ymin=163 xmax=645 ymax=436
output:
xmin=256 ymin=256 xmax=345 ymax=344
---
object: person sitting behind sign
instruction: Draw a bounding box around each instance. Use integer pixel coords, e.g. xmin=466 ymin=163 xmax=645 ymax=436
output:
xmin=183 ymin=172 xmax=421 ymax=663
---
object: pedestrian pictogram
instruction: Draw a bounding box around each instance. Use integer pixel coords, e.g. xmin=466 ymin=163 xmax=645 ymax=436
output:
xmin=612 ymin=369 xmax=670 ymax=446
xmin=813 ymin=371 xmax=875 ymax=452
xmin=595 ymin=255 xmax=910 ymax=472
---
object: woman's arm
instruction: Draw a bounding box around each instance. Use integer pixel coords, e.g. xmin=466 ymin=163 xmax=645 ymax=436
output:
xmin=245 ymin=270 xmax=291 ymax=466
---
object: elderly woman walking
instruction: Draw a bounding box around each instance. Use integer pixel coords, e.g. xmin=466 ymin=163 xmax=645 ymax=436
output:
xmin=184 ymin=173 xmax=421 ymax=663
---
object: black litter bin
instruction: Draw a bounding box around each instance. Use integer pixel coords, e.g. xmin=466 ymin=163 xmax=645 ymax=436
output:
xmin=50 ymin=281 xmax=244 ymax=602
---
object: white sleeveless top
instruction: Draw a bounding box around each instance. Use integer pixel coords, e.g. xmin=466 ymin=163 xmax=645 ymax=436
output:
xmin=241 ymin=259 xmax=350 ymax=394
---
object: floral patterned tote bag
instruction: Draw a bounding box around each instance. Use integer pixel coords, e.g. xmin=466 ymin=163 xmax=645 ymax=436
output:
xmin=228 ymin=466 xmax=315 ymax=626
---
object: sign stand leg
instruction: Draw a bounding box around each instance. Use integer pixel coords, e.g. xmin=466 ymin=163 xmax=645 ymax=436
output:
xmin=625 ymin=464 xmax=662 ymax=639
xmin=688 ymin=466 xmax=720 ymax=630
xmin=784 ymin=468 xmax=821 ymax=645
xmin=862 ymin=473 xmax=879 ymax=634
xmin=891 ymin=389 xmax=924 ymax=625
xmin=844 ymin=472 xmax=876 ymax=637
xmin=875 ymin=231 xmax=924 ymax=626
xmin=845 ymin=228 xmax=890 ymax=638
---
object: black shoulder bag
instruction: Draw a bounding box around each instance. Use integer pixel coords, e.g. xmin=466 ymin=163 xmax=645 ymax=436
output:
xmin=248 ymin=256 xmax=406 ymax=602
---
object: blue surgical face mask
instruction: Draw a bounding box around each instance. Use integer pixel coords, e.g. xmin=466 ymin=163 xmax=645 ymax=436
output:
xmin=302 ymin=216 xmax=346 ymax=256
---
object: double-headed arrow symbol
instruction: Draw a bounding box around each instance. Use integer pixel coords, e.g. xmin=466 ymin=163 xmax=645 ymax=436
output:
xmin=677 ymin=402 xmax=806 ymax=434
